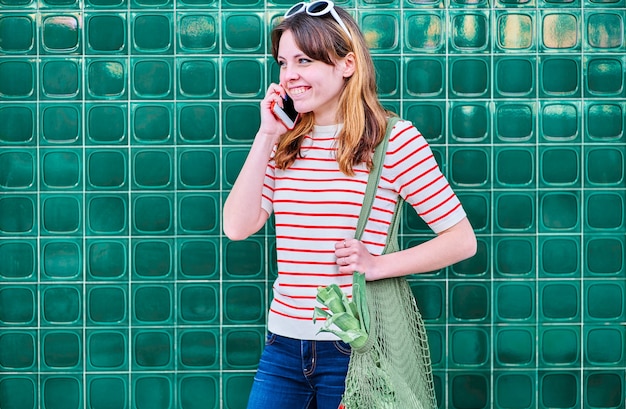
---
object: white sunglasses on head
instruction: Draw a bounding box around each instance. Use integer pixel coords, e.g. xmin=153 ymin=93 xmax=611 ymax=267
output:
xmin=284 ymin=0 xmax=353 ymax=41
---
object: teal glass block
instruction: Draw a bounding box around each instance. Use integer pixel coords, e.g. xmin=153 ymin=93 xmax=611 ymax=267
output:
xmin=41 ymin=59 xmax=81 ymax=98
xmin=404 ymin=103 xmax=445 ymax=143
xmin=541 ymin=13 xmax=580 ymax=50
xmin=494 ymin=237 xmax=535 ymax=277
xmin=0 ymin=60 xmax=35 ymax=99
xmin=456 ymin=193 xmax=489 ymax=233
xmin=0 ymin=105 xmax=35 ymax=144
xmin=495 ymin=282 xmax=534 ymax=322
xmin=179 ymin=194 xmax=219 ymax=234
xmin=495 ymin=103 xmax=535 ymax=142
xmin=223 ymin=283 xmax=264 ymax=325
xmin=178 ymin=240 xmax=218 ymax=279
xmin=372 ymin=57 xmax=399 ymax=98
xmin=540 ymin=192 xmax=580 ymax=232
xmin=450 ymin=13 xmax=489 ymax=52
xmin=87 ymin=150 xmax=127 ymax=189
xmin=133 ymin=285 xmax=173 ymax=324
xmin=85 ymin=0 xmax=126 ymax=6
xmin=132 ymin=194 xmax=173 ymax=234
xmin=585 ymin=372 xmax=624 ymax=409
xmin=450 ymin=373 xmax=489 ymax=409
xmin=87 ymin=239 xmax=128 ymax=280
xmin=450 ymin=148 xmax=489 ymax=187
xmin=405 ymin=58 xmax=444 ymax=98
xmin=411 ymin=282 xmax=445 ymax=322
xmin=0 ymin=331 xmax=36 ymax=370
xmin=450 ymin=59 xmax=490 ymax=98
xmin=0 ymin=241 xmax=35 ymax=279
xmin=426 ymin=327 xmax=444 ymax=366
xmin=87 ymin=59 xmax=126 ymax=99
xmin=41 ymin=195 xmax=81 ymax=234
xmin=177 ymin=0 xmax=215 ymax=5
xmin=223 ymin=239 xmax=264 ymax=279
xmin=223 ymin=148 xmax=248 ymax=187
xmin=541 ymin=371 xmax=579 ymax=408
xmin=41 ymin=15 xmax=80 ymax=54
xmin=87 ymin=104 xmax=127 ymax=144
xmin=132 ymin=149 xmax=172 ymax=189
xmin=42 ymin=330 xmax=82 ymax=369
xmin=87 ymin=195 xmax=128 ymax=235
xmin=41 ymin=0 xmax=79 ymax=7
xmin=0 ymin=377 xmax=36 ymax=409
xmin=586 ymin=58 xmax=624 ymax=96
xmin=585 ymin=281 xmax=625 ymax=321
xmin=540 ymin=147 xmax=580 ymax=186
xmin=87 ymin=330 xmax=127 ymax=369
xmin=133 ymin=375 xmax=173 ymax=409
xmin=132 ymin=104 xmax=173 ymax=143
xmin=178 ymin=149 xmax=218 ymax=189
xmin=132 ymin=14 xmax=172 ymax=54
xmin=0 ymin=15 xmax=35 ymax=54
xmin=87 ymin=376 xmax=127 ymax=409
xmin=449 ymin=327 xmax=490 ymax=367
xmin=450 ymin=283 xmax=490 ymax=322
xmin=133 ymin=331 xmax=173 ymax=369
xmin=540 ymin=58 xmax=581 ymax=97
xmin=450 ymin=103 xmax=490 ymax=142
xmin=404 ymin=12 xmax=444 ymax=52
xmin=361 ymin=12 xmax=399 ymax=52
xmin=585 ymin=236 xmax=624 ymax=276
xmin=42 ymin=376 xmax=82 ymax=409
xmin=178 ymin=14 xmax=217 ymax=53
xmin=495 ymin=148 xmax=534 ymax=187
xmin=41 ymin=105 xmax=81 ymax=144
xmin=133 ymin=240 xmax=172 ymax=278
xmin=178 ymin=59 xmax=217 ymax=98
xmin=178 ymin=376 xmax=218 ymax=409
xmin=495 ymin=192 xmax=535 ymax=232
xmin=41 ymin=150 xmax=80 ymax=189
xmin=496 ymin=12 xmax=534 ymax=51
xmin=495 ymin=327 xmax=535 ymax=367
xmin=38 ymin=241 xmax=77 ymax=280
xmin=178 ymin=284 xmax=218 ymax=323
xmin=223 ymin=328 xmax=263 ymax=369
xmin=42 ymin=286 xmax=81 ymax=325
xmin=495 ymin=57 xmax=535 ymax=97
xmin=540 ymin=327 xmax=581 ymax=366
xmin=178 ymin=330 xmax=218 ymax=369
xmin=585 ymin=326 xmax=625 ymax=365
xmin=178 ymin=104 xmax=218 ymax=143
xmin=0 ymin=150 xmax=35 ymax=190
xmin=222 ymin=13 xmax=263 ymax=52
xmin=585 ymin=192 xmax=625 ymax=231
xmin=132 ymin=60 xmax=173 ymax=99
xmin=539 ymin=236 xmax=580 ymax=277
xmin=494 ymin=372 xmax=535 ymax=408
xmin=223 ymin=59 xmax=263 ymax=98
xmin=0 ymin=286 xmax=36 ymax=325
xmin=88 ymin=286 xmax=127 ymax=324
xmin=451 ymin=239 xmax=489 ymax=277
xmin=540 ymin=282 xmax=580 ymax=321
xmin=586 ymin=147 xmax=624 ymax=186
xmin=586 ymin=12 xmax=624 ymax=50
xmin=223 ymin=103 xmax=261 ymax=143
xmin=0 ymin=0 xmax=34 ymax=5
xmin=223 ymin=374 xmax=254 ymax=409
xmin=585 ymin=103 xmax=623 ymax=141
xmin=0 ymin=195 xmax=36 ymax=234
xmin=86 ymin=14 xmax=126 ymax=54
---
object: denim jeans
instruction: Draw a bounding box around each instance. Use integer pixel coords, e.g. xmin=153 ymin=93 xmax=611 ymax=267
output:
xmin=246 ymin=332 xmax=351 ymax=409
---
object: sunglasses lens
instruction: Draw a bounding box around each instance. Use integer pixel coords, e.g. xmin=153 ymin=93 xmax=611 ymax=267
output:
xmin=307 ymin=0 xmax=332 ymax=15
xmin=285 ymin=2 xmax=306 ymax=17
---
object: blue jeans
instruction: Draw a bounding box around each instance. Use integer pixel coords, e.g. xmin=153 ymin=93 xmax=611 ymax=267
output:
xmin=246 ymin=332 xmax=351 ymax=409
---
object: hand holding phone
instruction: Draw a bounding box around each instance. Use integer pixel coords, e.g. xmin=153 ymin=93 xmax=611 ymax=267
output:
xmin=272 ymin=94 xmax=300 ymax=130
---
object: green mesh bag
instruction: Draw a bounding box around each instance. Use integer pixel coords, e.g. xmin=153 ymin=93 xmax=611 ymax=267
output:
xmin=315 ymin=117 xmax=438 ymax=409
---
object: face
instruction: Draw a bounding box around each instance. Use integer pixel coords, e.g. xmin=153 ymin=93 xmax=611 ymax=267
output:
xmin=277 ymin=30 xmax=354 ymax=126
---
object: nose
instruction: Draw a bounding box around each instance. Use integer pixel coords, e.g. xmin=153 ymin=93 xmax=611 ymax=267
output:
xmin=280 ymin=64 xmax=300 ymax=82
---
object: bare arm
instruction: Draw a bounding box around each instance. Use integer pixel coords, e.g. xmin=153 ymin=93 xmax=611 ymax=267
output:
xmin=335 ymin=217 xmax=477 ymax=280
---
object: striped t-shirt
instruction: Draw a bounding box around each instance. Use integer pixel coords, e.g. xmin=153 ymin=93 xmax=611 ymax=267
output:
xmin=261 ymin=119 xmax=466 ymax=340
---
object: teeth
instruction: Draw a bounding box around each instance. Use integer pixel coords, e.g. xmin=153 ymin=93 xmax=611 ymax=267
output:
xmin=291 ymin=87 xmax=307 ymax=95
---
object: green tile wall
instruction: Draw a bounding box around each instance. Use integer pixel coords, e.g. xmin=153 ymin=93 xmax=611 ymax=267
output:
xmin=0 ymin=0 xmax=624 ymax=407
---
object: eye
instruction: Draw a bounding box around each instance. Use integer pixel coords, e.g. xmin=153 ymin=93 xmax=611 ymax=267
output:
xmin=298 ymin=57 xmax=312 ymax=64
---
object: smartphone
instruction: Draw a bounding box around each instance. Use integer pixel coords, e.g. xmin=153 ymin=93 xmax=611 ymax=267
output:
xmin=272 ymin=94 xmax=299 ymax=130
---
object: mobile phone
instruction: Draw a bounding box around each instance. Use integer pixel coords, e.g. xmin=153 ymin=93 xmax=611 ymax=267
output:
xmin=272 ymin=94 xmax=299 ymax=130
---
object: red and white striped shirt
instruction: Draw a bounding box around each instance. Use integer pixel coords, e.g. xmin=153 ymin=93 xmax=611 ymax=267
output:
xmin=261 ymin=119 xmax=466 ymax=340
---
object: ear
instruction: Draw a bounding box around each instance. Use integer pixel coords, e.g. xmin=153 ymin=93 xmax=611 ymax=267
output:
xmin=341 ymin=52 xmax=356 ymax=78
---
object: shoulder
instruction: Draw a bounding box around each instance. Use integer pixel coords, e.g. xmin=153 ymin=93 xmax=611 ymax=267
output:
xmin=386 ymin=118 xmax=428 ymax=152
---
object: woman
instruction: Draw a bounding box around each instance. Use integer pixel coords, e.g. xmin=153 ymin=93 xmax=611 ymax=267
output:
xmin=223 ymin=2 xmax=477 ymax=408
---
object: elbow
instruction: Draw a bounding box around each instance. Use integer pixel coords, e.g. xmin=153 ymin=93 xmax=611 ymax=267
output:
xmin=223 ymin=223 xmax=249 ymax=241
xmin=453 ymin=217 xmax=478 ymax=262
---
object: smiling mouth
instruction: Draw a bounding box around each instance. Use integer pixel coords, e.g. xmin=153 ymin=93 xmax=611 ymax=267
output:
xmin=290 ymin=87 xmax=308 ymax=96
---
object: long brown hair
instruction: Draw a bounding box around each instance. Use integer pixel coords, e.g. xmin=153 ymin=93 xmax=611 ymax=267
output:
xmin=270 ymin=6 xmax=392 ymax=176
